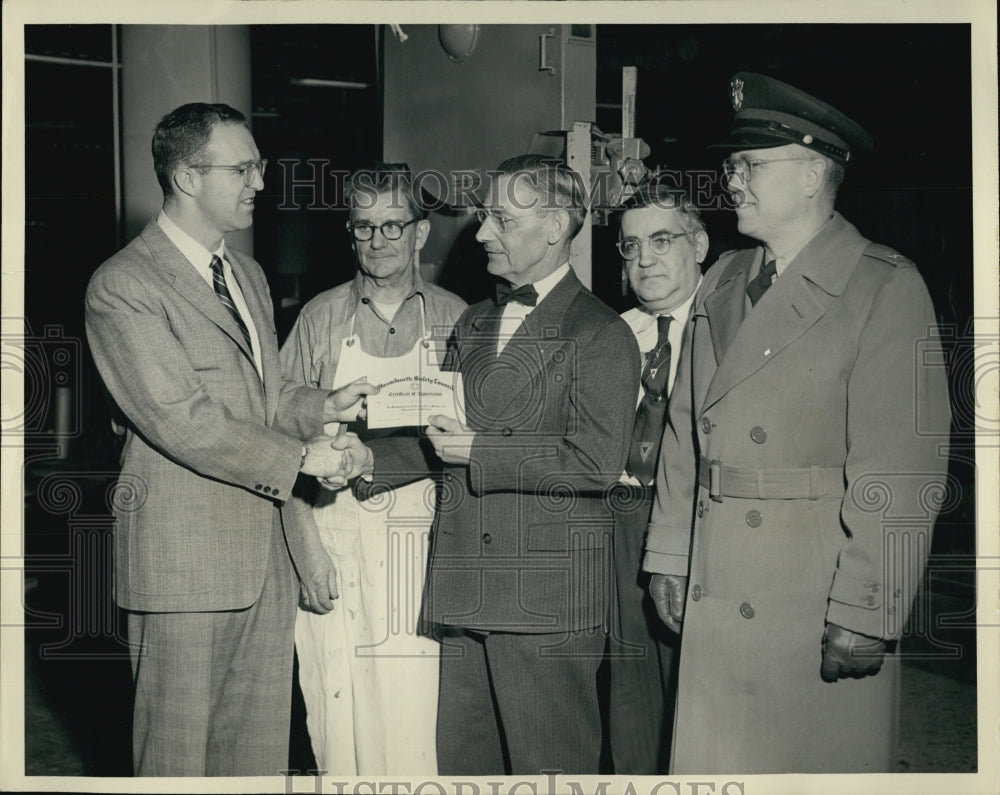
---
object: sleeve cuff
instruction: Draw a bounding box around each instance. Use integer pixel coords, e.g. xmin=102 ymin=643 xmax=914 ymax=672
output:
xmin=642 ymin=550 xmax=689 ymax=577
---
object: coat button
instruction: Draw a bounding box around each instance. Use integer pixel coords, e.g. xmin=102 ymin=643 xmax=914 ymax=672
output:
xmin=389 ymin=327 xmax=396 ymax=334
xmin=501 ymin=427 xmax=513 ymax=437
xmin=272 ymin=488 xmax=280 ymax=496
xmin=750 ymin=426 xmax=767 ymax=444
xmin=745 ymin=510 xmax=762 ymax=527
xmin=361 ymin=297 xmax=370 ymax=304
xmin=700 ymin=417 xmax=713 ymax=434
xmin=482 ymin=533 xmax=492 ymax=544
xmin=739 ymin=602 xmax=755 ymax=619
xmin=864 ymin=595 xmax=876 ymax=606
xmin=697 ymin=501 xmax=705 ymax=518
xmin=254 ymin=484 xmax=263 ymax=491
xmin=262 ymin=486 xmax=272 ymax=494
xmin=870 ymin=584 xmax=880 ymax=593
xmin=691 ymin=584 xmax=703 ymax=601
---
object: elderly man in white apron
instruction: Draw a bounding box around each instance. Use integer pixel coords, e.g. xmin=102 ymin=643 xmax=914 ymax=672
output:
xmin=281 ymin=163 xmax=467 ymax=775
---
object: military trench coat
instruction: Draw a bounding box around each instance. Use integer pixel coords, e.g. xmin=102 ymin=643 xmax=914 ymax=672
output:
xmin=644 ymin=212 xmax=952 ymax=773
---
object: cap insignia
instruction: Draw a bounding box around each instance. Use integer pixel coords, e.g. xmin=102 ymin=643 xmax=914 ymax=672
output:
xmin=730 ymin=77 xmax=744 ymax=111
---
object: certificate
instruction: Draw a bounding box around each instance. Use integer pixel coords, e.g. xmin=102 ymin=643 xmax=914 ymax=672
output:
xmin=367 ymin=370 xmax=465 ymax=429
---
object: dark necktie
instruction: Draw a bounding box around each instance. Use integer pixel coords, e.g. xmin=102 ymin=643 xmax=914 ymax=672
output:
xmin=626 ymin=314 xmax=672 ymax=484
xmin=209 ymin=255 xmax=253 ymax=352
xmin=496 ymin=281 xmax=539 ymax=307
xmin=746 ymin=259 xmax=777 ymax=306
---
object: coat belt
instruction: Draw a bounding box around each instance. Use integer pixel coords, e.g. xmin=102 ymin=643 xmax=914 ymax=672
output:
xmin=698 ymin=456 xmax=844 ymax=502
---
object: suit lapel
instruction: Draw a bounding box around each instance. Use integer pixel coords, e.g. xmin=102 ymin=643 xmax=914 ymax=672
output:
xmin=140 ymin=221 xmax=257 ymax=365
xmin=462 ymin=270 xmax=582 ymax=428
xmin=703 ymin=249 xmax=756 ymax=366
xmin=700 ymin=215 xmax=866 ymax=412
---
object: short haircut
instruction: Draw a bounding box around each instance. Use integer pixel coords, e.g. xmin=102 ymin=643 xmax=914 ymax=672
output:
xmin=346 ymin=162 xmax=427 ymax=221
xmin=493 ymin=154 xmax=588 ymax=240
xmin=152 ymin=103 xmax=247 ymax=197
xmin=620 ymin=171 xmax=707 ymax=235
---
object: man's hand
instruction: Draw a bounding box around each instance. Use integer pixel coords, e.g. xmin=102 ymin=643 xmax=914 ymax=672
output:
xmin=297 ymin=546 xmax=339 ymax=614
xmin=649 ymin=574 xmax=687 ymax=634
xmin=426 ymin=414 xmax=476 ymax=465
xmin=324 ymin=377 xmax=379 ymax=423
xmin=325 ymin=430 xmax=373 ymax=484
xmin=820 ymin=623 xmax=887 ymax=682
xmin=300 ymin=434 xmax=350 ymax=488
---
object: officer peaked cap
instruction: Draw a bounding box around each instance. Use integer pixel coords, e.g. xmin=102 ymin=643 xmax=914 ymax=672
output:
xmin=711 ymin=72 xmax=873 ymax=166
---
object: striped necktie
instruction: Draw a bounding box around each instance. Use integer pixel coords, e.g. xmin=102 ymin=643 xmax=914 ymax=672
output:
xmin=626 ymin=314 xmax=673 ymax=484
xmin=209 ymin=255 xmax=253 ymax=352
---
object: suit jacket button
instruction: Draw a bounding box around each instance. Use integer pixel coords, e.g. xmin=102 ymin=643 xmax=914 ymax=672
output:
xmin=750 ymin=426 xmax=767 ymax=444
xmin=691 ymin=584 xmax=703 ymax=601
xmin=700 ymin=417 xmax=713 ymax=434
xmin=501 ymin=427 xmax=513 ymax=437
xmin=482 ymin=532 xmax=492 ymax=544
xmin=739 ymin=602 xmax=755 ymax=619
xmin=263 ymin=486 xmax=271 ymax=494
xmin=272 ymin=488 xmax=280 ymax=496
xmin=745 ymin=510 xmax=762 ymax=527
xmin=254 ymin=484 xmax=263 ymax=491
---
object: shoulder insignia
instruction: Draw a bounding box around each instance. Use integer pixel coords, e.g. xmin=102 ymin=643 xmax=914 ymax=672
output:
xmin=863 ymin=243 xmax=915 ymax=268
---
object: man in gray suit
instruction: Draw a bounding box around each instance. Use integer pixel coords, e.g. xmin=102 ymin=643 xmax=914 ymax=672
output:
xmin=607 ymin=177 xmax=706 ymax=774
xmin=85 ymin=103 xmax=372 ymax=776
xmin=364 ymin=155 xmax=639 ymax=774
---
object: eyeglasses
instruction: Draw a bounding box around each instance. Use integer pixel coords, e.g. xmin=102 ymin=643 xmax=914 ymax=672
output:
xmin=191 ymin=159 xmax=268 ymax=187
xmin=721 ymin=156 xmax=813 ymax=183
xmin=346 ymin=218 xmax=419 ymax=242
xmin=617 ymin=230 xmax=694 ymax=261
xmin=475 ymin=208 xmax=553 ymax=234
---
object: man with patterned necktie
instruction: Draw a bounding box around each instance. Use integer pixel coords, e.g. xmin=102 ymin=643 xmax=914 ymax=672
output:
xmin=607 ymin=177 xmax=707 ymax=774
xmin=85 ymin=102 xmax=374 ymax=776
xmin=643 ymin=73 xmax=951 ymax=773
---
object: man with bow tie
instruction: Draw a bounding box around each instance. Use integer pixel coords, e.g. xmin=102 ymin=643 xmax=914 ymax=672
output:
xmin=643 ymin=73 xmax=951 ymax=773
xmin=361 ymin=154 xmax=639 ymax=774
xmin=607 ymin=178 xmax=707 ymax=774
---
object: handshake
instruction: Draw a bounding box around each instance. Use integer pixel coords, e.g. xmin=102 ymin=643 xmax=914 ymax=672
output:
xmin=300 ymin=431 xmax=373 ymax=490
xmin=299 ymin=376 xmax=378 ymax=490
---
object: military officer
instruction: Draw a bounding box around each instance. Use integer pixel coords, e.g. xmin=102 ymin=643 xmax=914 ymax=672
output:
xmin=643 ymin=72 xmax=952 ymax=773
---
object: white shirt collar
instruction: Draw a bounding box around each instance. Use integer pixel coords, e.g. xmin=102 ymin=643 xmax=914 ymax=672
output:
xmin=157 ymin=210 xmax=227 ymax=280
xmin=530 ymin=262 xmax=571 ymax=305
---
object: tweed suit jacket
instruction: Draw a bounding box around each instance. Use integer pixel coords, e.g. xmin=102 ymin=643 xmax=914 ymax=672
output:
xmin=365 ymin=269 xmax=640 ymax=633
xmin=85 ymin=218 xmax=327 ymax=613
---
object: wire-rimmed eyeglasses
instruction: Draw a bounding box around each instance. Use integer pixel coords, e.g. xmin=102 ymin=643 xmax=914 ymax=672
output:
xmin=475 ymin=208 xmax=555 ymax=234
xmin=346 ymin=218 xmax=419 ymax=242
xmin=617 ymin=230 xmax=695 ymax=261
xmin=721 ymin=155 xmax=812 ymax=183
xmin=191 ymin=159 xmax=268 ymax=187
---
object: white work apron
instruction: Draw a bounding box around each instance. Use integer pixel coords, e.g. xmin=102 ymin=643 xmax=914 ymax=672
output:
xmin=294 ymin=299 xmax=440 ymax=775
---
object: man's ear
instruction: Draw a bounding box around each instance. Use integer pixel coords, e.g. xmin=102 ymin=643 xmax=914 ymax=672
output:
xmin=414 ymin=218 xmax=431 ymax=252
xmin=803 ymin=157 xmax=826 ymax=199
xmin=546 ymin=208 xmax=571 ymax=245
xmin=173 ymin=167 xmax=199 ymax=198
xmin=693 ymin=230 xmax=710 ymax=264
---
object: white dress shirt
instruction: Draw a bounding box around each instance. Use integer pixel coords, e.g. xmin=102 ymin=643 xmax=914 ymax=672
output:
xmin=619 ymin=277 xmax=702 ymax=485
xmin=158 ymin=211 xmax=263 ymax=379
xmin=496 ymin=262 xmax=571 ymax=355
